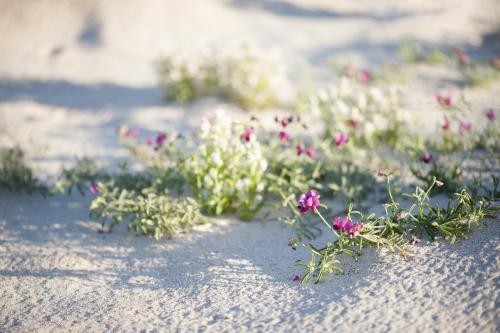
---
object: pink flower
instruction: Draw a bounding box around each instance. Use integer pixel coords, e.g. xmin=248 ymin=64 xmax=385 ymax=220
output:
xmin=279 ymin=131 xmax=290 ymax=142
xmin=146 ymin=136 xmax=153 ymax=145
xmin=296 ymin=145 xmax=304 ymax=155
xmin=349 ymin=119 xmax=359 ymax=128
xmin=306 ymin=147 xmax=315 ymax=158
xmin=298 ymin=190 xmax=320 ymax=214
xmin=124 ymin=128 xmax=140 ymax=139
xmin=241 ymin=127 xmax=254 ymax=142
xmin=347 ymin=222 xmax=364 ymax=236
xmin=459 ymin=122 xmax=472 ymax=133
xmin=156 ymin=133 xmax=167 ymax=146
xmin=442 ymin=118 xmax=449 ymax=131
xmin=359 ymin=70 xmax=371 ymax=82
xmin=332 ymin=216 xmax=364 ymax=236
xmin=332 ymin=216 xmax=352 ymax=232
xmin=435 ymin=94 xmax=452 ymax=107
xmin=410 ymin=236 xmax=421 ymax=246
xmin=335 ymin=133 xmax=349 ymax=147
xmin=487 ymin=108 xmax=495 ymax=121
xmin=422 ymin=152 xmax=432 ymax=164
xmin=90 ymin=182 xmax=100 ymax=194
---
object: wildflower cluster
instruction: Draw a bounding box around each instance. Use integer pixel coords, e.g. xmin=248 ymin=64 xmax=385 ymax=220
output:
xmin=301 ymin=76 xmax=405 ymax=147
xmin=398 ymin=39 xmax=500 ymax=87
xmin=157 ymin=46 xmax=282 ymax=109
xmin=0 ymin=146 xmax=47 ymax=195
xmin=292 ymin=175 xmax=499 ymax=283
xmin=184 ymin=110 xmax=268 ymax=219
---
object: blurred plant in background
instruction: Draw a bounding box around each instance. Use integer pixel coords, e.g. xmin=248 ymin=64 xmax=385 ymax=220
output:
xmin=157 ymin=45 xmax=283 ymax=109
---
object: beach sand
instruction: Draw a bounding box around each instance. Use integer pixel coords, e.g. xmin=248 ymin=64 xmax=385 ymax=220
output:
xmin=0 ymin=0 xmax=499 ymax=331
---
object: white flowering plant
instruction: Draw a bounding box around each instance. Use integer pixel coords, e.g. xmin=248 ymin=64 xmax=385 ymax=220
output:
xmin=298 ymin=77 xmax=406 ymax=148
xmin=184 ymin=110 xmax=268 ymax=219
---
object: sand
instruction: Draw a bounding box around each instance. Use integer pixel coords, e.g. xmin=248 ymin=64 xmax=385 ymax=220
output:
xmin=0 ymin=0 xmax=499 ymax=332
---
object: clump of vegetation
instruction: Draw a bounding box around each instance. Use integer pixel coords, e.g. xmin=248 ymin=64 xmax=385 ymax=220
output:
xmin=0 ymin=146 xmax=47 ymax=195
xmin=293 ymin=175 xmax=499 ymax=283
xmin=157 ymin=46 xmax=281 ymax=109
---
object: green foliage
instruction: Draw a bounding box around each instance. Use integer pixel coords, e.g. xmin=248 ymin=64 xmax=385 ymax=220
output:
xmin=0 ymin=146 xmax=47 ymax=195
xmin=295 ymin=176 xmax=499 ymax=283
xmin=53 ymin=157 xmax=104 ymax=195
xmin=157 ymin=46 xmax=280 ymax=109
xmin=90 ymin=181 xmax=205 ymax=240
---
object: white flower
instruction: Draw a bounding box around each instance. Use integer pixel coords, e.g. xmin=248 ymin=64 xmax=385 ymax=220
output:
xmin=211 ymin=152 xmax=223 ymax=166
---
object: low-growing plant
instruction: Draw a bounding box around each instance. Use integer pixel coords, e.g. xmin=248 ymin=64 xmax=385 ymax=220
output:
xmin=292 ymin=175 xmax=499 ymax=283
xmin=184 ymin=110 xmax=268 ymax=219
xmin=0 ymin=146 xmax=47 ymax=195
xmin=90 ymin=180 xmax=205 ymax=240
xmin=157 ymin=46 xmax=282 ymax=109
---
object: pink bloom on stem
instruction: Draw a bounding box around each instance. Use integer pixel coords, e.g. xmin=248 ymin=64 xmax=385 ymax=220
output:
xmin=442 ymin=118 xmax=449 ymax=131
xmin=487 ymin=108 xmax=495 ymax=121
xmin=459 ymin=122 xmax=472 ymax=133
xmin=241 ymin=127 xmax=254 ymax=142
xmin=422 ymin=152 xmax=432 ymax=164
xmin=332 ymin=216 xmax=364 ymax=236
xmin=156 ymin=133 xmax=167 ymax=146
xmin=279 ymin=131 xmax=290 ymax=142
xmin=281 ymin=118 xmax=289 ymax=128
xmin=435 ymin=94 xmax=452 ymax=107
xmin=349 ymin=119 xmax=359 ymax=128
xmin=335 ymin=133 xmax=349 ymax=147
xmin=306 ymin=147 xmax=315 ymax=158
xmin=146 ymin=136 xmax=153 ymax=145
xmin=296 ymin=145 xmax=304 ymax=155
xmin=360 ymin=70 xmax=371 ymax=82
xmin=124 ymin=128 xmax=140 ymax=139
xmin=298 ymin=190 xmax=320 ymax=214
xmin=332 ymin=216 xmax=353 ymax=232
xmin=90 ymin=182 xmax=100 ymax=194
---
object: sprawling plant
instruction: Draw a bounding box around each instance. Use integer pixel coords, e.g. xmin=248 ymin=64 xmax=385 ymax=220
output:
xmin=298 ymin=76 xmax=406 ymax=148
xmin=157 ymin=46 xmax=281 ymax=109
xmin=0 ymin=146 xmax=47 ymax=195
xmin=292 ymin=175 xmax=499 ymax=283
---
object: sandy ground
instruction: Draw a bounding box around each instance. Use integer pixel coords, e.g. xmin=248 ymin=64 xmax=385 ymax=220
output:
xmin=0 ymin=0 xmax=499 ymax=331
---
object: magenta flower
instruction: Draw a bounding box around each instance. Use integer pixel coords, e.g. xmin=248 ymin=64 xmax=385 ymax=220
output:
xmin=335 ymin=132 xmax=349 ymax=147
xmin=332 ymin=216 xmax=352 ymax=232
xmin=306 ymin=147 xmax=314 ymax=158
xmin=279 ymin=131 xmax=290 ymax=142
xmin=298 ymin=190 xmax=320 ymax=214
xmin=296 ymin=145 xmax=304 ymax=155
xmin=359 ymin=70 xmax=371 ymax=82
xmin=333 ymin=216 xmax=364 ymax=236
xmin=459 ymin=122 xmax=472 ymax=133
xmin=241 ymin=127 xmax=254 ymax=142
xmin=442 ymin=118 xmax=449 ymax=131
xmin=156 ymin=133 xmax=167 ymax=146
xmin=349 ymin=118 xmax=359 ymax=128
xmin=347 ymin=223 xmax=364 ymax=236
xmin=435 ymin=94 xmax=452 ymax=107
xmin=487 ymin=108 xmax=495 ymax=121
xmin=90 ymin=182 xmax=100 ymax=194
xmin=422 ymin=152 xmax=432 ymax=164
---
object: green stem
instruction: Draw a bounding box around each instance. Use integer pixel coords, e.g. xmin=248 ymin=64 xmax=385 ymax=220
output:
xmin=316 ymin=209 xmax=339 ymax=237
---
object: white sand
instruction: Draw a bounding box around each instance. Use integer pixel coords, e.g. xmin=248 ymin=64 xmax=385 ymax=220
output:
xmin=0 ymin=0 xmax=499 ymax=331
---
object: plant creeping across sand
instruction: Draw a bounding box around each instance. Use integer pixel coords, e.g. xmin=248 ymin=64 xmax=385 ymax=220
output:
xmin=291 ymin=174 xmax=499 ymax=283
